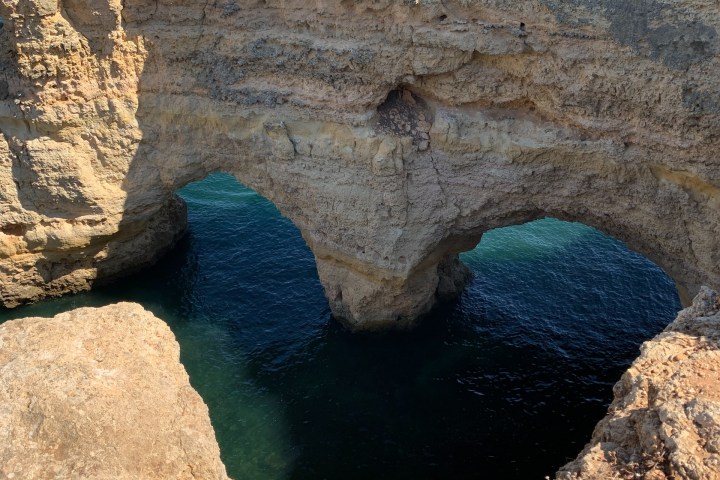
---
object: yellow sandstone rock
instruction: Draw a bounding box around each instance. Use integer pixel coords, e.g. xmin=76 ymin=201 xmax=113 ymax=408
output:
xmin=0 ymin=302 xmax=229 ymax=479
xmin=1 ymin=1 xmax=719 ymax=329
xmin=557 ymin=288 xmax=720 ymax=480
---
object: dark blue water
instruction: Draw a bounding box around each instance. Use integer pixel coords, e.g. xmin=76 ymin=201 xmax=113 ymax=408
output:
xmin=0 ymin=173 xmax=681 ymax=479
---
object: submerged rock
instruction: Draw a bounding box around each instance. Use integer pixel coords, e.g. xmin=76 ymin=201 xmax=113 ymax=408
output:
xmin=557 ymin=287 xmax=720 ymax=480
xmin=0 ymin=303 xmax=229 ymax=479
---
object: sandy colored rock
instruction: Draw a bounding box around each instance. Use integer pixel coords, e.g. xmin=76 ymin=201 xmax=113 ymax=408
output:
xmin=0 ymin=303 xmax=229 ymax=480
xmin=1 ymin=0 xmax=720 ymax=328
xmin=557 ymin=287 xmax=720 ymax=480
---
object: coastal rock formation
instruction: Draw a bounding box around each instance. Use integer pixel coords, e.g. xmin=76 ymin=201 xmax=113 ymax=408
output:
xmin=557 ymin=287 xmax=720 ymax=480
xmin=1 ymin=0 xmax=719 ymax=329
xmin=0 ymin=303 xmax=229 ymax=479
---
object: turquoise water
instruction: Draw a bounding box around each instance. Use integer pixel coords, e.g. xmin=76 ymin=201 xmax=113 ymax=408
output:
xmin=0 ymin=173 xmax=681 ymax=479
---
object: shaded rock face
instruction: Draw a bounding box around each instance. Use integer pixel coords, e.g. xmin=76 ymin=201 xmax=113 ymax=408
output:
xmin=1 ymin=0 xmax=719 ymax=329
xmin=557 ymin=287 xmax=720 ymax=480
xmin=0 ymin=303 xmax=229 ymax=479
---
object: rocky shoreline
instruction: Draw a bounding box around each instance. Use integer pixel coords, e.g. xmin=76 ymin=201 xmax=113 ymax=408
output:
xmin=557 ymin=288 xmax=720 ymax=479
xmin=0 ymin=0 xmax=718 ymax=475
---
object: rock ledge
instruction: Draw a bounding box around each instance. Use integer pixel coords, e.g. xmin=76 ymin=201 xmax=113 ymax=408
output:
xmin=0 ymin=303 xmax=229 ymax=480
xmin=557 ymin=288 xmax=720 ymax=480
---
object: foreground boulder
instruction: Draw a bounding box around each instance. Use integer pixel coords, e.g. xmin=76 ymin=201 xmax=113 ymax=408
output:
xmin=557 ymin=288 xmax=720 ymax=479
xmin=0 ymin=303 xmax=229 ymax=479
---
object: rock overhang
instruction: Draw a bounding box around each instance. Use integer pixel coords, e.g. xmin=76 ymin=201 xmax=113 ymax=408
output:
xmin=0 ymin=0 xmax=718 ymax=329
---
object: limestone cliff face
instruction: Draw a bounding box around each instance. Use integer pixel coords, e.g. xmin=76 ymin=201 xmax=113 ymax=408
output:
xmin=1 ymin=0 xmax=719 ymax=329
xmin=557 ymin=287 xmax=720 ymax=480
xmin=0 ymin=303 xmax=229 ymax=479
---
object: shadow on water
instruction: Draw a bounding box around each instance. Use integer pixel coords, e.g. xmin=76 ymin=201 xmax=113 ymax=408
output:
xmin=257 ymin=217 xmax=681 ymax=480
xmin=0 ymin=173 xmax=682 ymax=480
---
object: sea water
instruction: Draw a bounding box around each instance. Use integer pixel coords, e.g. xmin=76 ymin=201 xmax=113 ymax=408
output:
xmin=0 ymin=173 xmax=681 ymax=479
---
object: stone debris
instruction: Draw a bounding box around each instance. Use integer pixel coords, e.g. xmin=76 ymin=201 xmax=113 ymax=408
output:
xmin=376 ymin=89 xmax=434 ymax=150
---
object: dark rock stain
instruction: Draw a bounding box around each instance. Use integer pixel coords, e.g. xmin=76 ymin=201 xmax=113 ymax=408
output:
xmin=542 ymin=0 xmax=719 ymax=70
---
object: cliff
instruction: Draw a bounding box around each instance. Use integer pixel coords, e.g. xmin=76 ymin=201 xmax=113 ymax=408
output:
xmin=0 ymin=303 xmax=229 ymax=479
xmin=557 ymin=287 xmax=720 ymax=479
xmin=1 ymin=0 xmax=720 ymax=329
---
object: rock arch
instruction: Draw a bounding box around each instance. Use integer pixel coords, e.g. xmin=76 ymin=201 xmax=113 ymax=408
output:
xmin=1 ymin=0 xmax=718 ymax=330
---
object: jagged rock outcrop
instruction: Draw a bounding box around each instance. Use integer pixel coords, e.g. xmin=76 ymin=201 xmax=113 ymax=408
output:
xmin=1 ymin=0 xmax=719 ymax=329
xmin=0 ymin=302 xmax=229 ymax=479
xmin=557 ymin=287 xmax=720 ymax=480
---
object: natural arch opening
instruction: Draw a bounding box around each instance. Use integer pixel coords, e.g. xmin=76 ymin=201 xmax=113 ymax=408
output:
xmin=163 ymin=177 xmax=683 ymax=479
xmin=459 ymin=217 xmax=681 ymax=355
xmin=166 ymin=189 xmax=680 ymax=479
xmin=0 ymin=175 xmax=684 ymax=478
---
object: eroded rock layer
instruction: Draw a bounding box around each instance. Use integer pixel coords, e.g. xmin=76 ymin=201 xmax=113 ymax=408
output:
xmin=557 ymin=287 xmax=720 ymax=480
xmin=1 ymin=0 xmax=719 ymax=328
xmin=0 ymin=302 xmax=229 ymax=479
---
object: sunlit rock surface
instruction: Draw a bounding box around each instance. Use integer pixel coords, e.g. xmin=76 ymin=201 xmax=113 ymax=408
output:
xmin=1 ymin=0 xmax=719 ymax=329
xmin=557 ymin=288 xmax=720 ymax=480
xmin=0 ymin=302 xmax=229 ymax=479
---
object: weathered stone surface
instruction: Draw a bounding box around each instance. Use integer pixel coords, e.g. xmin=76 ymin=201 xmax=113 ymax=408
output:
xmin=1 ymin=0 xmax=719 ymax=329
xmin=557 ymin=287 xmax=720 ymax=480
xmin=0 ymin=303 xmax=229 ymax=479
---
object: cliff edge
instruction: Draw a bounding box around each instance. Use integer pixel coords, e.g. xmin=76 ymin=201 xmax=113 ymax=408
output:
xmin=0 ymin=303 xmax=229 ymax=479
xmin=557 ymin=288 xmax=720 ymax=479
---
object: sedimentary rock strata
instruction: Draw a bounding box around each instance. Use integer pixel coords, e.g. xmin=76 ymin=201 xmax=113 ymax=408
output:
xmin=0 ymin=302 xmax=229 ymax=479
xmin=1 ymin=0 xmax=719 ymax=328
xmin=557 ymin=287 xmax=720 ymax=480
